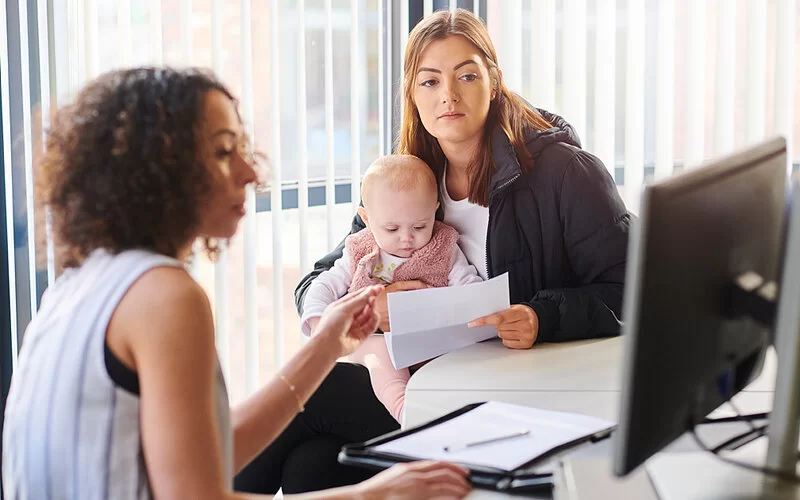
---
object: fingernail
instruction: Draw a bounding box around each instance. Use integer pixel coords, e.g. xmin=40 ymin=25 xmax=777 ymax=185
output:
xmin=467 ymin=321 xmax=477 ymax=328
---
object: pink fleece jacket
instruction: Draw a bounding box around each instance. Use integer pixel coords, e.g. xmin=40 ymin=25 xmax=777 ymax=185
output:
xmin=346 ymin=221 xmax=459 ymax=292
xmin=345 ymin=222 xmax=459 ymax=422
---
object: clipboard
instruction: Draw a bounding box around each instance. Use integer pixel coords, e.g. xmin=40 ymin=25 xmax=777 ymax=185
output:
xmin=338 ymin=402 xmax=615 ymax=494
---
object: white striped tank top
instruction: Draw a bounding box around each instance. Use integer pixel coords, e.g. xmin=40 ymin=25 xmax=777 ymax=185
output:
xmin=2 ymin=249 xmax=233 ymax=499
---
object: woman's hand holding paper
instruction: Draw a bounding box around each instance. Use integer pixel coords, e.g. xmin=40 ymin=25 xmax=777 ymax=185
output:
xmin=468 ymin=304 xmax=540 ymax=349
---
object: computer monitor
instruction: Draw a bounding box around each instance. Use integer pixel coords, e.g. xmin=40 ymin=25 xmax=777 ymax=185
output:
xmin=613 ymin=137 xmax=789 ymax=476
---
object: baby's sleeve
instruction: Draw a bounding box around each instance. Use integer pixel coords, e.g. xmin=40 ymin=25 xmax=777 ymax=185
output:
xmin=300 ymin=246 xmax=354 ymax=336
xmin=447 ymin=245 xmax=483 ymax=286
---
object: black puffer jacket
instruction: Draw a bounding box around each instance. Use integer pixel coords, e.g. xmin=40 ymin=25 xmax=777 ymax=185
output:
xmin=295 ymin=109 xmax=632 ymax=343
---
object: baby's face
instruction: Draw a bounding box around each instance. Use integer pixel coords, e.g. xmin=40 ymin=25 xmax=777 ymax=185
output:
xmin=364 ymin=183 xmax=439 ymax=258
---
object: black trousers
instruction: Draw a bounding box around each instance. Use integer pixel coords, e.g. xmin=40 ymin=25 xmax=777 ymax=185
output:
xmin=234 ymin=362 xmax=401 ymax=494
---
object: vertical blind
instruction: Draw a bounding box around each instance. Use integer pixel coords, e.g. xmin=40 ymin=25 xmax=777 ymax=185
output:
xmin=1 ymin=0 xmax=797 ymax=403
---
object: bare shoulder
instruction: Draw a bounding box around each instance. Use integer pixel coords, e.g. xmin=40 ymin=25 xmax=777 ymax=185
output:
xmin=108 ymin=265 xmax=213 ymax=369
xmin=125 ymin=266 xmax=209 ymax=311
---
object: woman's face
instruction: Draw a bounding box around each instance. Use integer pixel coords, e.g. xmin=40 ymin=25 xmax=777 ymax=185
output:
xmin=413 ymin=35 xmax=494 ymax=147
xmin=197 ymin=90 xmax=257 ymax=240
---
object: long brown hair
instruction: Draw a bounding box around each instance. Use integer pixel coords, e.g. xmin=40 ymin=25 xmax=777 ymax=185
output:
xmin=397 ymin=9 xmax=551 ymax=206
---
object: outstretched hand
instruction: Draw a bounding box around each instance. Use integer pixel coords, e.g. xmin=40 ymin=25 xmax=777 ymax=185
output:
xmin=314 ymin=285 xmax=383 ymax=357
xmin=355 ymin=460 xmax=471 ymax=499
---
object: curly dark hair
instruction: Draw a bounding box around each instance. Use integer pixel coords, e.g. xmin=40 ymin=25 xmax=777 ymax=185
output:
xmin=38 ymin=67 xmax=246 ymax=268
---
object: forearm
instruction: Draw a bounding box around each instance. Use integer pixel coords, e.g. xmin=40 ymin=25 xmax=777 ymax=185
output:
xmin=283 ymin=485 xmax=367 ymax=500
xmin=528 ymin=281 xmax=624 ymax=343
xmin=230 ymin=333 xmax=342 ymax=472
xmin=230 ymin=486 xmax=364 ymax=500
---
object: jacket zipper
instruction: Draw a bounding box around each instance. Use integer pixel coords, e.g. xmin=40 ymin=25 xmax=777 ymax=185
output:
xmin=485 ymin=173 xmax=521 ymax=278
xmin=495 ymin=173 xmax=521 ymax=193
xmin=485 ymin=206 xmax=493 ymax=278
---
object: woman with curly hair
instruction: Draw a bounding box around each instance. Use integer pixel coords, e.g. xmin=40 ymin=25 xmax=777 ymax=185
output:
xmin=1 ymin=67 xmax=470 ymax=500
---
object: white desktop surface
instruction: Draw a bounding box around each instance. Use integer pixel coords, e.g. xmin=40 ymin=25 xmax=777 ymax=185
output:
xmin=403 ymin=337 xmax=779 ymax=499
xmin=408 ymin=337 xmax=623 ymax=391
xmin=405 ymin=338 xmax=625 ymax=427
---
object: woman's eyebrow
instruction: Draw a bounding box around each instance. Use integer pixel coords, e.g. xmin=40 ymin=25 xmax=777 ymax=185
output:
xmin=417 ymin=59 xmax=477 ymax=75
xmin=212 ymin=129 xmax=237 ymax=138
xmin=453 ymin=59 xmax=477 ymax=71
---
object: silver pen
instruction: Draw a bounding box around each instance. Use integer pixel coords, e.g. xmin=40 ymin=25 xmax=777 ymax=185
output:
xmin=443 ymin=429 xmax=531 ymax=452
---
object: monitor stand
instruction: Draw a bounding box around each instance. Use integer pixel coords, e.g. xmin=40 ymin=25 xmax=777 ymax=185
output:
xmin=646 ymin=451 xmax=800 ymax=500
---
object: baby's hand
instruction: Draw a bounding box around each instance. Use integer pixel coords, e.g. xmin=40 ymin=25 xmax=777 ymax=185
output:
xmin=375 ymin=280 xmax=428 ymax=332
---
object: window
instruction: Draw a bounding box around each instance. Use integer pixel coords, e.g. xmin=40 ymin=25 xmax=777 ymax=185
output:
xmin=2 ymin=0 xmax=798 ymax=404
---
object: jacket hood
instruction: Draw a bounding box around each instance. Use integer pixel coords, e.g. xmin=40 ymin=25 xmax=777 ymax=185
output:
xmin=490 ymin=107 xmax=581 ymax=195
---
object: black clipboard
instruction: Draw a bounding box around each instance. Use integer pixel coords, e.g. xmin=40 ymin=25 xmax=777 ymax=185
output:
xmin=338 ymin=402 xmax=615 ymax=494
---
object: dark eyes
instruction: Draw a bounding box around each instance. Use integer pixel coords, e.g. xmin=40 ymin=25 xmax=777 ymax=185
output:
xmin=418 ymin=74 xmax=477 ymax=87
xmin=216 ymin=148 xmax=234 ymax=159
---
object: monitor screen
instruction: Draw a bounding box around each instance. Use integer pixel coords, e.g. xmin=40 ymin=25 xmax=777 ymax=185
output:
xmin=613 ymin=137 xmax=788 ymax=476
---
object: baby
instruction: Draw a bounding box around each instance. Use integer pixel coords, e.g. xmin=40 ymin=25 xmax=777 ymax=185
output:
xmin=301 ymin=154 xmax=482 ymax=422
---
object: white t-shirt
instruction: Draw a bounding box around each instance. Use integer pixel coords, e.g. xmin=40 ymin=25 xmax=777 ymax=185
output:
xmin=440 ymin=168 xmax=490 ymax=280
xmin=370 ymin=252 xmax=408 ymax=283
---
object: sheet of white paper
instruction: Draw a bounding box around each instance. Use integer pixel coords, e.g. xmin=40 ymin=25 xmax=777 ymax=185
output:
xmin=383 ymin=324 xmax=497 ymax=370
xmin=384 ymin=273 xmax=510 ymax=369
xmin=372 ymin=401 xmax=615 ymax=472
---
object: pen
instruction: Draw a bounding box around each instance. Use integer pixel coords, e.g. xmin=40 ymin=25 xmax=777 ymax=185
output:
xmin=443 ymin=429 xmax=531 ymax=452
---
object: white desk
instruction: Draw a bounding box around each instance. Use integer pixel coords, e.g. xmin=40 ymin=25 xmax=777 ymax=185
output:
xmin=404 ymin=337 xmax=780 ymax=499
xmin=406 ymin=337 xmax=628 ymax=428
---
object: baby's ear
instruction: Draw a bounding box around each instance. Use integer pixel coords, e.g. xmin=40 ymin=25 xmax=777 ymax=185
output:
xmin=357 ymin=206 xmax=369 ymax=226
